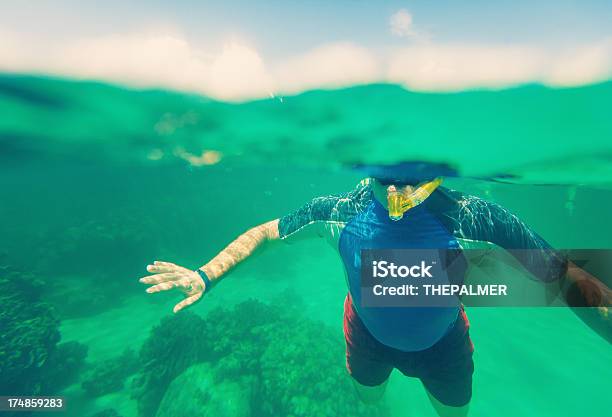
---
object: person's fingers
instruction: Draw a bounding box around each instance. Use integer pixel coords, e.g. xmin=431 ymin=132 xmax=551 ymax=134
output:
xmin=139 ymin=272 xmax=180 ymax=284
xmin=154 ymin=261 xmax=178 ymax=267
xmin=146 ymin=281 xmax=180 ymax=293
xmin=147 ymin=261 xmax=179 ymax=273
xmin=173 ymin=293 xmax=203 ymax=313
xmin=146 ymin=265 xmax=172 ymax=273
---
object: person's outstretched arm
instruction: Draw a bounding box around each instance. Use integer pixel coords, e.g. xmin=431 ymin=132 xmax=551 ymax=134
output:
xmin=199 ymin=219 xmax=280 ymax=280
xmin=440 ymin=190 xmax=611 ymax=343
xmin=139 ymin=219 xmax=279 ymax=313
xmin=139 ymin=179 xmax=370 ymax=313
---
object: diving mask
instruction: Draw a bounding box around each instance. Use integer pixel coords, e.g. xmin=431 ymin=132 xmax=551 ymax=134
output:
xmin=387 ymin=177 xmax=443 ymax=221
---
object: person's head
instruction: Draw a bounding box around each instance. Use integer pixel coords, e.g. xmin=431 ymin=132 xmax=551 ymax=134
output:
xmin=353 ymin=161 xmax=453 ymax=219
xmin=354 ymin=161 xmax=455 ymax=184
xmin=374 ymin=177 xmax=421 ymax=187
xmin=371 ymin=177 xmax=420 ymax=205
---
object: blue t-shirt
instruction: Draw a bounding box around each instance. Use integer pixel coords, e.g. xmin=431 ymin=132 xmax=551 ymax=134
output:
xmin=278 ymin=179 xmax=566 ymax=351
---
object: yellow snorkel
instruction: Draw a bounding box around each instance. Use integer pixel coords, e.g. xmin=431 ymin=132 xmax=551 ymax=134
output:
xmin=387 ymin=177 xmax=443 ymax=221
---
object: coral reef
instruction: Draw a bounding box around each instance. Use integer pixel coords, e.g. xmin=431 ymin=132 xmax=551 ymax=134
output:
xmin=40 ymin=341 xmax=88 ymax=394
xmin=134 ymin=298 xmax=385 ymax=417
xmin=256 ymin=318 xmax=374 ymax=417
xmin=0 ymin=266 xmax=60 ymax=395
xmin=82 ymin=348 xmax=139 ymax=397
xmin=131 ymin=312 xmax=207 ymax=417
xmin=0 ymin=266 xmax=88 ymax=396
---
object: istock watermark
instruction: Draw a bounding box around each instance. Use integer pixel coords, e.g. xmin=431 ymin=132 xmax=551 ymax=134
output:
xmin=360 ymin=248 xmax=612 ymax=308
xmin=371 ymin=260 xmax=434 ymax=278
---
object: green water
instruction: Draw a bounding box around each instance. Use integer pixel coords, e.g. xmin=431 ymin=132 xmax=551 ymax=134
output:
xmin=0 ymin=74 xmax=611 ymax=417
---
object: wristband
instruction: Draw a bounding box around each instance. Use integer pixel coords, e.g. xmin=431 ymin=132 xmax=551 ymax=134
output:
xmin=196 ymin=268 xmax=216 ymax=291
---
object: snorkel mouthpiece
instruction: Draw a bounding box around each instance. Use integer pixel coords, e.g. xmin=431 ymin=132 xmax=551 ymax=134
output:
xmin=387 ymin=185 xmax=404 ymax=221
xmin=386 ymin=177 xmax=443 ymax=221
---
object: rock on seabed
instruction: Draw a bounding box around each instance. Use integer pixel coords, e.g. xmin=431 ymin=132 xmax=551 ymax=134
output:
xmin=155 ymin=363 xmax=253 ymax=417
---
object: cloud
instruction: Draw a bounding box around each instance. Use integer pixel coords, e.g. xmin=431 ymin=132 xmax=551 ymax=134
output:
xmin=207 ymin=42 xmax=273 ymax=98
xmin=273 ymin=42 xmax=380 ymax=94
xmin=545 ymin=39 xmax=612 ymax=86
xmin=386 ymin=40 xmax=612 ymax=91
xmin=0 ymin=30 xmax=42 ymax=71
xmin=389 ymin=9 xmax=414 ymax=38
xmin=387 ymin=44 xmax=545 ymax=90
xmin=57 ymin=33 xmax=210 ymax=90
xmin=0 ymin=28 xmax=611 ymax=100
xmin=0 ymin=30 xmax=380 ymax=100
xmin=55 ymin=33 xmax=275 ymax=99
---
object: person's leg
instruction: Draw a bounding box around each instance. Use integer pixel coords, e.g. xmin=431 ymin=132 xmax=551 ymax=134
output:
xmin=408 ymin=307 xmax=475 ymax=416
xmin=352 ymin=377 xmax=390 ymax=404
xmin=343 ymin=294 xmax=394 ymax=404
xmin=424 ymin=387 xmax=470 ymax=417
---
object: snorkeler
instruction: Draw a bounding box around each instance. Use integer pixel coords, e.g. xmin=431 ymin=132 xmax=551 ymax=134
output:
xmin=140 ymin=163 xmax=610 ymax=417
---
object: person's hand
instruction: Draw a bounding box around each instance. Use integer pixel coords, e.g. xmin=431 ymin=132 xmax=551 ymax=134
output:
xmin=139 ymin=261 xmax=207 ymax=313
xmin=573 ymin=276 xmax=611 ymax=320
xmin=564 ymin=262 xmax=611 ymax=343
xmin=565 ymin=262 xmax=611 ymax=312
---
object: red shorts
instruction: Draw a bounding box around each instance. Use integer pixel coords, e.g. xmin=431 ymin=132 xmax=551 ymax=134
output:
xmin=343 ymin=295 xmax=475 ymax=407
